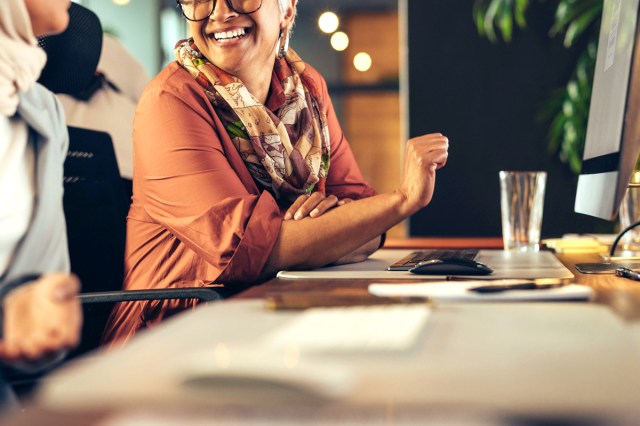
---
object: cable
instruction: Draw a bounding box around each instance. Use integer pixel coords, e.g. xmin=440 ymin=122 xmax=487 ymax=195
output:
xmin=609 ymin=219 xmax=640 ymax=256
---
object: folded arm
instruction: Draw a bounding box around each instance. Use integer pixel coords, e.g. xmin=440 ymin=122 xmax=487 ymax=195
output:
xmin=262 ymin=133 xmax=449 ymax=275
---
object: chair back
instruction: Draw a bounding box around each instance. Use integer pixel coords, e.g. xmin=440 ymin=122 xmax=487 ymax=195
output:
xmin=63 ymin=126 xmax=129 ymax=355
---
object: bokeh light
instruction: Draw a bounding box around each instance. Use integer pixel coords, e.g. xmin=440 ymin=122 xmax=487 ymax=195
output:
xmin=318 ymin=11 xmax=339 ymax=34
xmin=353 ymin=52 xmax=372 ymax=72
xmin=330 ymin=31 xmax=349 ymax=51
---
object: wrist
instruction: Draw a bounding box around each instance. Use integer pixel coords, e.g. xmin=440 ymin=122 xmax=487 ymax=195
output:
xmin=390 ymin=189 xmax=419 ymax=218
xmin=0 ymin=274 xmax=40 ymax=302
xmin=0 ymin=275 xmax=40 ymax=339
xmin=3 ymin=283 xmax=30 ymax=302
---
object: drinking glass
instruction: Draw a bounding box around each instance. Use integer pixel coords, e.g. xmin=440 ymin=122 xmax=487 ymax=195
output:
xmin=499 ymin=171 xmax=547 ymax=252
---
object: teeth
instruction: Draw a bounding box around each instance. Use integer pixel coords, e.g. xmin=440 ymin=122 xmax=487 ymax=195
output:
xmin=214 ymin=28 xmax=246 ymax=41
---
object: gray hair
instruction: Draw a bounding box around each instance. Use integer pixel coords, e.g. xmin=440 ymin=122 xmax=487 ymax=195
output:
xmin=278 ymin=0 xmax=297 ymax=21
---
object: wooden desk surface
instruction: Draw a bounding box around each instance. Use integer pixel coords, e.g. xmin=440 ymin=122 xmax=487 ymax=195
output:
xmin=238 ymin=238 xmax=640 ymax=319
xmin=4 ymin=238 xmax=640 ymax=425
xmin=383 ymin=237 xmax=504 ymax=249
xmin=555 ymin=252 xmax=640 ymax=319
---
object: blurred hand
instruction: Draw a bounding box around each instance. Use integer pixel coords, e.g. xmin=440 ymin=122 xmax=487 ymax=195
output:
xmin=284 ymin=192 xmax=350 ymax=220
xmin=0 ymin=273 xmax=82 ymax=364
xmin=397 ymin=133 xmax=449 ymax=214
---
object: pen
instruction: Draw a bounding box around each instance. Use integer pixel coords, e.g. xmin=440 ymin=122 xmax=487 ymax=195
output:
xmin=468 ymin=282 xmax=564 ymax=294
xmin=615 ymin=267 xmax=640 ymax=282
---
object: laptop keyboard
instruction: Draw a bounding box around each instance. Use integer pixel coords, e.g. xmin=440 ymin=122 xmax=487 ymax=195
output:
xmin=387 ymin=248 xmax=480 ymax=271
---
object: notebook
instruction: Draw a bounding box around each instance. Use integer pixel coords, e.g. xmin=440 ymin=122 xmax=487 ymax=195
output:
xmin=276 ymin=249 xmax=575 ymax=280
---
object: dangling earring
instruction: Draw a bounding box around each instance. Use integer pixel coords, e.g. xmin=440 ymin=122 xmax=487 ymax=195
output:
xmin=277 ymin=27 xmax=290 ymax=59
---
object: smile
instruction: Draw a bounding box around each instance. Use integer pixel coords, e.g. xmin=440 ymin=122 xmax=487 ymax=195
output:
xmin=212 ymin=28 xmax=247 ymax=43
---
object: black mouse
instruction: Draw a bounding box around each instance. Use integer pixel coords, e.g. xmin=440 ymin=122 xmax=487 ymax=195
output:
xmin=409 ymin=258 xmax=494 ymax=275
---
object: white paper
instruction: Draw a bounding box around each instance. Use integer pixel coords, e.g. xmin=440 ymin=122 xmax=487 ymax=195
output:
xmin=368 ymin=281 xmax=594 ymax=302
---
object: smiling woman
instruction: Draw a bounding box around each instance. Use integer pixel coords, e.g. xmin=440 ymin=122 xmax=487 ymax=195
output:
xmin=102 ymin=0 xmax=449 ymax=346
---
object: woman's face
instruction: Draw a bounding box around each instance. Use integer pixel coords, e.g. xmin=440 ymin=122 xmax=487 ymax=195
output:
xmin=189 ymin=0 xmax=293 ymax=77
xmin=24 ymin=0 xmax=71 ymax=37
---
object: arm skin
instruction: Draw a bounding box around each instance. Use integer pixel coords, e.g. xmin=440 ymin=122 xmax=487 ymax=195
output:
xmin=328 ymin=199 xmax=382 ymax=266
xmin=261 ymin=133 xmax=449 ymax=276
xmin=283 ymin=194 xmax=381 ymax=266
xmin=263 ymin=190 xmax=406 ymax=276
xmin=331 ymin=237 xmax=382 ymax=266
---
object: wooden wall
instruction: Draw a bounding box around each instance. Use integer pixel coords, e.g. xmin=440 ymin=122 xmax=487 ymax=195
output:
xmin=342 ymin=12 xmax=405 ymax=238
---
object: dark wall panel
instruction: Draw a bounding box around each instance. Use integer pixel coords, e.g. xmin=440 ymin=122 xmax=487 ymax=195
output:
xmin=407 ymin=0 xmax=612 ymax=237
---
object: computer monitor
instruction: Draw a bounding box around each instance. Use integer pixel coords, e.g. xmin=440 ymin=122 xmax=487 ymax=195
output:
xmin=574 ymin=0 xmax=640 ymax=221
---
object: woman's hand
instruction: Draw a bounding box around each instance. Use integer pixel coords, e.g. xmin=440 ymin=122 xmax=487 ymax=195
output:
xmin=284 ymin=193 xmax=353 ymax=220
xmin=397 ymin=133 xmax=449 ymax=215
xmin=0 ymin=274 xmax=82 ymax=364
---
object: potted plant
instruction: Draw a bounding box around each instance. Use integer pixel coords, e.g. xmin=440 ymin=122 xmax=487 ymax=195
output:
xmin=473 ymin=0 xmax=640 ymax=244
xmin=472 ymin=0 xmax=603 ymax=174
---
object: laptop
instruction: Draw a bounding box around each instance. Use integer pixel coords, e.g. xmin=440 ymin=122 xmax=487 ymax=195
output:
xmin=277 ymin=249 xmax=574 ymax=280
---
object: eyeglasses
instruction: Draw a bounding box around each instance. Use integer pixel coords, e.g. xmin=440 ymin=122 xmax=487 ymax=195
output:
xmin=177 ymin=0 xmax=263 ymax=21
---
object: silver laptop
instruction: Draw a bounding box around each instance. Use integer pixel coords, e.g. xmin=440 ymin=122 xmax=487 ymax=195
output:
xmin=277 ymin=249 xmax=574 ymax=280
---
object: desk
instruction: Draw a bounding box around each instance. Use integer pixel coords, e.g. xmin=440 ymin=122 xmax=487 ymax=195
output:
xmin=239 ymin=238 xmax=640 ymax=314
xmin=4 ymin=239 xmax=640 ymax=425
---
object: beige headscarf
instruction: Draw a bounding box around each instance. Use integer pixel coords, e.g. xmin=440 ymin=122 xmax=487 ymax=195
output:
xmin=0 ymin=0 xmax=47 ymax=116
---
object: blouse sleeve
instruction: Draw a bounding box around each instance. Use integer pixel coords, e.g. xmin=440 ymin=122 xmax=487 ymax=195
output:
xmin=313 ymin=69 xmax=377 ymax=200
xmin=133 ymin=70 xmax=282 ymax=283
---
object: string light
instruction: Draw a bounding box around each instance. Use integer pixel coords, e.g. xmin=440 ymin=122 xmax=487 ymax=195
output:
xmin=330 ymin=31 xmax=349 ymax=51
xmin=353 ymin=52 xmax=372 ymax=72
xmin=318 ymin=11 xmax=339 ymax=34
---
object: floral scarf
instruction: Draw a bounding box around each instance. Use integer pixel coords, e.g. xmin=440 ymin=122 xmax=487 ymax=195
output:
xmin=175 ymin=38 xmax=330 ymax=201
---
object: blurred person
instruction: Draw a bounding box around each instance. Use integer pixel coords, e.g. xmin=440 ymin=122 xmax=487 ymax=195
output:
xmin=102 ymin=0 xmax=448 ymax=345
xmin=0 ymin=0 xmax=82 ymax=410
xmin=99 ymin=33 xmax=150 ymax=103
xmin=38 ymin=3 xmax=148 ymax=182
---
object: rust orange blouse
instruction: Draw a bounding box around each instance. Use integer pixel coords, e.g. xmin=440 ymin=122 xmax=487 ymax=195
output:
xmin=102 ymin=62 xmax=375 ymax=345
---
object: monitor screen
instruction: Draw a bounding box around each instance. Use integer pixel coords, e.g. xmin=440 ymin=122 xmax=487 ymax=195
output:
xmin=575 ymin=0 xmax=640 ymax=220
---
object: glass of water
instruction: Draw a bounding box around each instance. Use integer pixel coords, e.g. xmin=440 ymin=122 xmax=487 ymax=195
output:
xmin=499 ymin=171 xmax=547 ymax=252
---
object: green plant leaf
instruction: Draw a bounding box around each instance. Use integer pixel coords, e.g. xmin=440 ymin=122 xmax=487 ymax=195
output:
xmin=514 ymin=0 xmax=528 ymax=28
xmin=551 ymin=0 xmax=602 ymax=36
xmin=547 ymin=112 xmax=568 ymax=153
xmin=499 ymin=0 xmax=514 ymax=42
xmin=484 ymin=0 xmax=503 ymax=42
xmin=473 ymin=0 xmax=490 ymax=37
xmin=567 ymin=81 xmax=579 ymax=102
xmin=563 ymin=5 xmax=602 ymax=47
xmin=473 ymin=0 xmax=530 ymax=43
xmin=569 ymin=151 xmax=582 ymax=174
xmin=472 ymin=0 xmax=603 ymax=175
